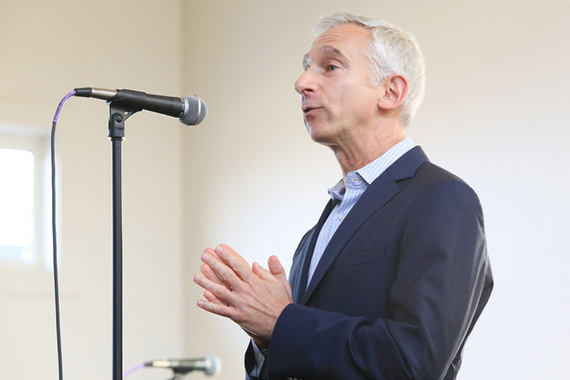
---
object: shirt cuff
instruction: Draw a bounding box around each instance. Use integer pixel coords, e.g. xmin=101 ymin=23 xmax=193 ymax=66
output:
xmin=250 ymin=340 xmax=269 ymax=377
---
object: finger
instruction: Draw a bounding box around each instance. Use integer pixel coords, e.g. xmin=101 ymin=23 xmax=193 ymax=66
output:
xmin=201 ymin=263 xmax=230 ymax=289
xmin=252 ymin=256 xmax=287 ymax=283
xmin=214 ymin=244 xmax=255 ymax=282
xmin=252 ymin=261 xmax=267 ymax=273
xmin=201 ymin=251 xmax=244 ymax=290
xmin=203 ymin=289 xmax=227 ymax=305
xmin=205 ymin=247 xmax=222 ymax=260
xmin=193 ymin=272 xmax=235 ymax=304
xmin=196 ymin=297 xmax=233 ymax=318
xmin=200 ymin=248 xmax=225 ymax=280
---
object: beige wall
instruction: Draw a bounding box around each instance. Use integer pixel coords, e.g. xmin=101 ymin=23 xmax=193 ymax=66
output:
xmin=1 ymin=1 xmax=186 ymax=379
xmin=1 ymin=0 xmax=569 ymax=379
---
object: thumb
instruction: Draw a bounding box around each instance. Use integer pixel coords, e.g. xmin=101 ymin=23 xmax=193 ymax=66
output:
xmin=268 ymin=256 xmax=292 ymax=298
xmin=268 ymin=255 xmax=287 ymax=283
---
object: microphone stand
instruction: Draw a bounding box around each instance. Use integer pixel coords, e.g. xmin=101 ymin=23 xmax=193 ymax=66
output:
xmin=108 ymin=103 xmax=139 ymax=380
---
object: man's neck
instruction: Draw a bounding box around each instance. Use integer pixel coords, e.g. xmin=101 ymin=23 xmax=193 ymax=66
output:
xmin=333 ymin=128 xmax=407 ymax=177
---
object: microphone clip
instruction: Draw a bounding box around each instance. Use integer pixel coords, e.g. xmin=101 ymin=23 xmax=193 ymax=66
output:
xmin=108 ymin=102 xmax=138 ymax=141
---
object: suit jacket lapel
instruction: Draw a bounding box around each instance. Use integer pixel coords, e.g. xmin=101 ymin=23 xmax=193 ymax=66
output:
xmin=300 ymin=146 xmax=429 ymax=305
xmin=291 ymin=199 xmax=337 ymax=303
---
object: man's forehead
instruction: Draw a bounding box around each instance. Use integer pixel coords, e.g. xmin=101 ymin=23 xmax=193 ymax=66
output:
xmin=302 ymin=45 xmax=349 ymax=67
xmin=302 ymin=24 xmax=369 ymax=66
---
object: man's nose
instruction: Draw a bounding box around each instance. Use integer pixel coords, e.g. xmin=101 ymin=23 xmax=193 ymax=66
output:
xmin=294 ymin=69 xmax=317 ymax=95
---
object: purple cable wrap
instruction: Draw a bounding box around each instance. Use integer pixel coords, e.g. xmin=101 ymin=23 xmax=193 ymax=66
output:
xmin=52 ymin=90 xmax=76 ymax=124
xmin=123 ymin=362 xmax=146 ymax=379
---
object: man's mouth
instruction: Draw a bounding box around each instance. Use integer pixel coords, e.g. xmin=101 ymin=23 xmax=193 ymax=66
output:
xmin=302 ymin=106 xmax=320 ymax=114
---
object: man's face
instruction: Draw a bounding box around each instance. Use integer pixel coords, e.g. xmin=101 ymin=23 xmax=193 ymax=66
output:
xmin=294 ymin=24 xmax=380 ymax=147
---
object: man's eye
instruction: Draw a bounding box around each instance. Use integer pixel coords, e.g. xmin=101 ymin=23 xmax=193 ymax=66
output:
xmin=327 ymin=65 xmax=339 ymax=71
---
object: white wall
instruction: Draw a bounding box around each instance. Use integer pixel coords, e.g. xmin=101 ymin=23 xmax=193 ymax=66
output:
xmin=0 ymin=1 xmax=187 ymax=379
xmin=182 ymin=1 xmax=570 ymax=379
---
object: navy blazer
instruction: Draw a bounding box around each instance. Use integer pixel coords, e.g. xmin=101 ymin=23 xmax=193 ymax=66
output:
xmin=246 ymin=146 xmax=493 ymax=380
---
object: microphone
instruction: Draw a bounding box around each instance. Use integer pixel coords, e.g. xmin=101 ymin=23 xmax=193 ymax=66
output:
xmin=74 ymin=87 xmax=207 ymax=126
xmin=145 ymin=354 xmax=221 ymax=376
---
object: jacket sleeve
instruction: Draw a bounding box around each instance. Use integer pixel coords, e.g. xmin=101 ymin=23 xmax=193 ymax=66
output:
xmin=264 ymin=180 xmax=493 ymax=380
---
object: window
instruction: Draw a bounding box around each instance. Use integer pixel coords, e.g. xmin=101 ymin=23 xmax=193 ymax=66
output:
xmin=0 ymin=148 xmax=35 ymax=262
xmin=0 ymin=125 xmax=51 ymax=270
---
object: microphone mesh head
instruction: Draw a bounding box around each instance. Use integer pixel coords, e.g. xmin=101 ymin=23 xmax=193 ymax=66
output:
xmin=180 ymin=95 xmax=207 ymax=126
xmin=204 ymin=354 xmax=221 ymax=376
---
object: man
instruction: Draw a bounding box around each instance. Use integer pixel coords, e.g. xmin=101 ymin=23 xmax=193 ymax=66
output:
xmin=193 ymin=12 xmax=493 ymax=380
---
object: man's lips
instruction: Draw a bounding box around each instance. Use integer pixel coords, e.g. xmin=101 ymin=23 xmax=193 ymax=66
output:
xmin=302 ymin=106 xmax=322 ymax=115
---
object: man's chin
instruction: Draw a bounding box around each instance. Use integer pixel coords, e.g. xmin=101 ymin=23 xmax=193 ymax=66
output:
xmin=305 ymin=119 xmax=335 ymax=143
xmin=307 ymin=129 xmax=334 ymax=145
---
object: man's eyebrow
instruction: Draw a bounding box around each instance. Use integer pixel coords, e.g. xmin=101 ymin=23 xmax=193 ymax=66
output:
xmin=302 ymin=45 xmax=348 ymax=69
xmin=302 ymin=54 xmax=312 ymax=69
xmin=319 ymin=45 xmax=348 ymax=61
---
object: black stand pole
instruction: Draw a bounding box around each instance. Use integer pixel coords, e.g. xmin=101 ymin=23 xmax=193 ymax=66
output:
xmin=108 ymin=105 xmax=136 ymax=380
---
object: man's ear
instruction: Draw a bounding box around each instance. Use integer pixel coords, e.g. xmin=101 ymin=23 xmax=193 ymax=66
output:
xmin=377 ymin=75 xmax=409 ymax=111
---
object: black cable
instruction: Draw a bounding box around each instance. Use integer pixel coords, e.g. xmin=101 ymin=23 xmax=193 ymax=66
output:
xmin=51 ymin=120 xmax=64 ymax=380
xmin=51 ymin=90 xmax=76 ymax=380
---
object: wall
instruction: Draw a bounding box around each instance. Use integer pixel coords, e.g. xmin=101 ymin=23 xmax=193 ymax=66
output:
xmin=182 ymin=1 xmax=570 ymax=379
xmin=0 ymin=1 xmax=187 ymax=379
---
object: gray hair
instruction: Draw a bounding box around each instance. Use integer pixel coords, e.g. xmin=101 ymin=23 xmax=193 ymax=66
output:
xmin=314 ymin=12 xmax=426 ymax=128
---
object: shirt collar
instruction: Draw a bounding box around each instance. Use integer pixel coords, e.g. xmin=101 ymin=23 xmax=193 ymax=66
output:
xmin=327 ymin=137 xmax=414 ymax=200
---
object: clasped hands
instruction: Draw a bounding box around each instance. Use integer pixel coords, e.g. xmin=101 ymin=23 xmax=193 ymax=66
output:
xmin=193 ymin=244 xmax=293 ymax=348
